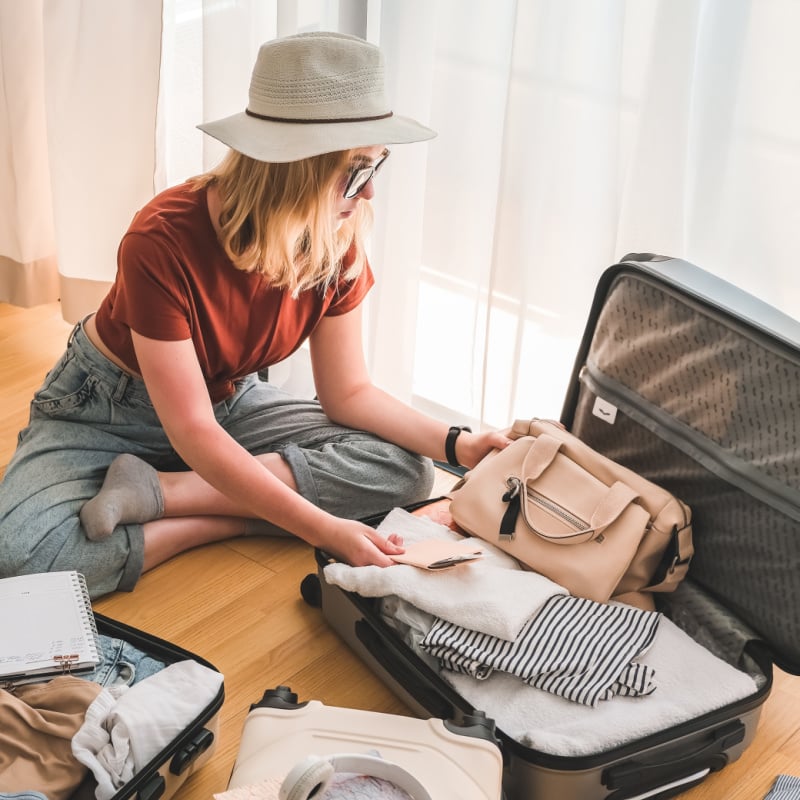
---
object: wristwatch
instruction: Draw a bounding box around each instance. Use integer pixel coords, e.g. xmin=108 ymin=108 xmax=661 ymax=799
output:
xmin=445 ymin=426 xmax=472 ymax=468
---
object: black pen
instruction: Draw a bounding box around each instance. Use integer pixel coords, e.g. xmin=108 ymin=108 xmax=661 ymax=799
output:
xmin=427 ymin=553 xmax=482 ymax=570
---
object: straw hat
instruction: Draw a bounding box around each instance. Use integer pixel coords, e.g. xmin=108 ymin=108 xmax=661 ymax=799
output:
xmin=197 ymin=31 xmax=436 ymax=163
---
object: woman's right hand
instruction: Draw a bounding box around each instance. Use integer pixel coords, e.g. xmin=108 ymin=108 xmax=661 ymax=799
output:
xmin=319 ymin=518 xmax=405 ymax=567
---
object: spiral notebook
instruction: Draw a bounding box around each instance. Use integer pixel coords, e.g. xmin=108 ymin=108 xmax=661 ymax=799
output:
xmin=0 ymin=570 xmax=100 ymax=684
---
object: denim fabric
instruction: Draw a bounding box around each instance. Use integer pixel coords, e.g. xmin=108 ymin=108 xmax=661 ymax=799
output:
xmin=80 ymin=635 xmax=166 ymax=688
xmin=0 ymin=319 xmax=433 ymax=599
xmin=0 ymin=793 xmax=49 ymax=800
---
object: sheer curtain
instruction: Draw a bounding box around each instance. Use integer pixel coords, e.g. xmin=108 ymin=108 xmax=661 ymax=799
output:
xmin=372 ymin=0 xmax=800 ymax=427
xmin=3 ymin=0 xmax=798 ymax=429
xmin=0 ymin=0 xmax=161 ymax=320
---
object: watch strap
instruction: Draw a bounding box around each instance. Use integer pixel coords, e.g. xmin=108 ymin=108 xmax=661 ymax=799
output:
xmin=445 ymin=425 xmax=472 ymax=468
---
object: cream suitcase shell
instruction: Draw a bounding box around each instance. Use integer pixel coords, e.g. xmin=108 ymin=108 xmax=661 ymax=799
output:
xmin=227 ymin=685 xmax=504 ymax=800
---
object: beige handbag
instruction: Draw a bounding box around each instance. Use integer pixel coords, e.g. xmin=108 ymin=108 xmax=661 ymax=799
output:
xmin=449 ymin=419 xmax=693 ymax=608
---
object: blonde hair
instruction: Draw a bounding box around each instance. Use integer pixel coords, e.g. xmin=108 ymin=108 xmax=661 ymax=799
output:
xmin=193 ymin=149 xmax=372 ymax=295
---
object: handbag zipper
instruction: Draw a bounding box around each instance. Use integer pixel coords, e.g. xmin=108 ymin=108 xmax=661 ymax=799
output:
xmin=526 ymin=488 xmax=588 ymax=531
xmin=504 ymin=477 xmax=591 ymax=538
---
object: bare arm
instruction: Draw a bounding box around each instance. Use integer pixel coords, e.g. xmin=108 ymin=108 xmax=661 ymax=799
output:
xmin=131 ymin=330 xmax=404 ymax=565
xmin=310 ymin=306 xmax=511 ymax=468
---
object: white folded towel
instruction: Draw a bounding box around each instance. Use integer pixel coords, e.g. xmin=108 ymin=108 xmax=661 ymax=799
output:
xmin=324 ymin=508 xmax=568 ymax=641
xmin=442 ymin=614 xmax=759 ymax=757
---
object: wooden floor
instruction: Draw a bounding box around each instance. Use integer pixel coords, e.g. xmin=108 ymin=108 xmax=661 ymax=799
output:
xmin=1 ymin=300 xmax=797 ymax=800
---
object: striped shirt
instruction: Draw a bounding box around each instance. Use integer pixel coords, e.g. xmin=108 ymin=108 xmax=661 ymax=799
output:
xmin=765 ymin=775 xmax=800 ymax=800
xmin=421 ymin=595 xmax=661 ymax=707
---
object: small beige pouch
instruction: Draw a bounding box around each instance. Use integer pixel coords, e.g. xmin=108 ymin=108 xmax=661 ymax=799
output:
xmin=390 ymin=539 xmax=483 ymax=570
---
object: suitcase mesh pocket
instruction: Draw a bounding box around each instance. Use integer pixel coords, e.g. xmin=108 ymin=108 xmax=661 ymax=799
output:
xmin=589 ymin=275 xmax=800 ymax=492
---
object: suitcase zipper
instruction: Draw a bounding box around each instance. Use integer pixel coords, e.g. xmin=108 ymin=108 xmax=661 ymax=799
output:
xmin=580 ymin=361 xmax=800 ymax=523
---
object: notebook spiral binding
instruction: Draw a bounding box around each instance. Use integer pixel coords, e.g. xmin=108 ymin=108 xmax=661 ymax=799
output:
xmin=72 ymin=572 xmax=101 ymax=665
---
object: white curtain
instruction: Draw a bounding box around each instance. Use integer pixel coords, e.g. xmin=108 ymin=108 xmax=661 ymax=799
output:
xmin=0 ymin=0 xmax=161 ymax=320
xmin=3 ymin=0 xmax=798 ymax=429
xmin=370 ymin=0 xmax=800 ymax=426
xmin=0 ymin=0 xmax=57 ymax=306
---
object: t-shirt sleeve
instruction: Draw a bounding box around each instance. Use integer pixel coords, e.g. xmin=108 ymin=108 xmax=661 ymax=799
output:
xmin=325 ymin=258 xmax=375 ymax=317
xmin=111 ymin=232 xmax=193 ymax=340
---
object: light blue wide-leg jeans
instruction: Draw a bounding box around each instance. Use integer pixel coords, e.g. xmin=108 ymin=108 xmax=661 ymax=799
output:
xmin=0 ymin=320 xmax=434 ymax=598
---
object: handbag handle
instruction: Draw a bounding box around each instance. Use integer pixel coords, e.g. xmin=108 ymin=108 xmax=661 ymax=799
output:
xmin=520 ymin=432 xmax=563 ymax=480
xmin=503 ymin=434 xmax=640 ymax=544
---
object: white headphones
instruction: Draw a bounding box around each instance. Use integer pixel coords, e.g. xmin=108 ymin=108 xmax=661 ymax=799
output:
xmin=278 ymin=753 xmax=432 ymax=800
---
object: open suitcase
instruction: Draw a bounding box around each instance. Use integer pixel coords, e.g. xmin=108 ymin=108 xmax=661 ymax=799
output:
xmin=71 ymin=613 xmax=224 ymax=800
xmin=303 ymin=254 xmax=800 ymax=800
xmin=225 ymin=685 xmax=504 ymax=799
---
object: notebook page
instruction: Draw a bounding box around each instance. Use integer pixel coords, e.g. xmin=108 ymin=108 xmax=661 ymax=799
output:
xmin=0 ymin=571 xmax=99 ymax=677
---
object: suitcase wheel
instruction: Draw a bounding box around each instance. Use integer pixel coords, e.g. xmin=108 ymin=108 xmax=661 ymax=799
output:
xmin=300 ymin=573 xmax=322 ymax=607
xmin=251 ymin=685 xmax=309 ymax=711
xmin=445 ymin=710 xmax=500 ymax=746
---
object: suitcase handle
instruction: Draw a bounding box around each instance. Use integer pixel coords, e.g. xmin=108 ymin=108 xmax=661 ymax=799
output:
xmin=169 ymin=727 xmax=215 ymax=775
xmin=355 ymin=619 xmax=459 ymax=721
xmin=136 ymin=773 xmax=165 ymax=800
xmin=602 ymin=719 xmax=745 ymax=794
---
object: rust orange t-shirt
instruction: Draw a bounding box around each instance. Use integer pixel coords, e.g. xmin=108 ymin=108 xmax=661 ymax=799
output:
xmin=94 ymin=182 xmax=374 ymax=402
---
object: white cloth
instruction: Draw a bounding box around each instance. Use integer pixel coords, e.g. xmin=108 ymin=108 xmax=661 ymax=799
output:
xmin=441 ymin=615 xmax=758 ymax=757
xmin=324 ymin=508 xmax=567 ymax=640
xmin=214 ymin=774 xmax=413 ymax=800
xmin=71 ymin=685 xmax=132 ymax=798
xmin=72 ymin=660 xmax=223 ymax=800
xmin=214 ymin=777 xmax=282 ymax=800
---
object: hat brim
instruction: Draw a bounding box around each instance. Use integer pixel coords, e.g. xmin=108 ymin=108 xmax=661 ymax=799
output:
xmin=197 ymin=111 xmax=437 ymax=163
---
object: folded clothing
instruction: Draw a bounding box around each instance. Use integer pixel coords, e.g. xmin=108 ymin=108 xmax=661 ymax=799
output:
xmin=764 ymin=775 xmax=800 ymax=800
xmin=0 ymin=676 xmax=103 ymax=800
xmin=439 ymin=614 xmax=758 ymax=756
xmin=324 ymin=508 xmax=567 ymax=640
xmin=421 ymin=596 xmax=660 ymax=707
xmin=72 ymin=659 xmax=223 ymax=800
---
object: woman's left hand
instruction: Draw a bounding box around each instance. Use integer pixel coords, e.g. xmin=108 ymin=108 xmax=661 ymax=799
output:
xmin=456 ymin=429 xmax=514 ymax=470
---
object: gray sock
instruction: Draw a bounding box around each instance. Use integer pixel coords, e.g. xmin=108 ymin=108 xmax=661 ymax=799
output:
xmin=80 ymin=454 xmax=164 ymax=541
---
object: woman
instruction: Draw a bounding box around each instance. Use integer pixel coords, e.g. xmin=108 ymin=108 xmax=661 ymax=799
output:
xmin=0 ymin=32 xmax=510 ymax=598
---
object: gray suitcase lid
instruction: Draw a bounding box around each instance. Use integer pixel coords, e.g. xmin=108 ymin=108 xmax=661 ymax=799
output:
xmin=561 ymin=254 xmax=800 ymax=674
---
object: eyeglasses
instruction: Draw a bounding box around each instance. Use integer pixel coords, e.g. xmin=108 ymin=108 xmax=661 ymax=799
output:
xmin=342 ymin=148 xmax=390 ymax=199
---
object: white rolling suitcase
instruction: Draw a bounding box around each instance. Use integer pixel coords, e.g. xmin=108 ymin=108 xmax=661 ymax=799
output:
xmin=225 ymin=685 xmax=504 ymax=800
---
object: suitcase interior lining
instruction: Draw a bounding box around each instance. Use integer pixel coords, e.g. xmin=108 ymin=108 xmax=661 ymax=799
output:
xmin=589 ymin=274 xmax=800 ymax=493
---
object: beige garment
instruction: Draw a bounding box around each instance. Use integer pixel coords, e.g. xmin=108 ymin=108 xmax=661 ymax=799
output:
xmin=0 ymin=676 xmax=102 ymax=800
